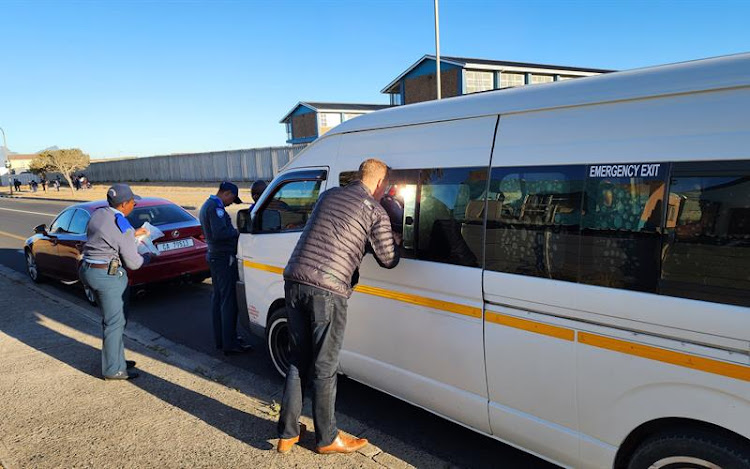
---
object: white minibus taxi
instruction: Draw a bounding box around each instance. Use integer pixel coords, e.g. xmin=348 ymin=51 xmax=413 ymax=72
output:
xmin=236 ymin=53 xmax=750 ymax=469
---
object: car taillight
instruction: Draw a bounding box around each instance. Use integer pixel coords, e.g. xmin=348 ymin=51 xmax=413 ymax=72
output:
xmin=196 ymin=233 xmax=205 ymax=242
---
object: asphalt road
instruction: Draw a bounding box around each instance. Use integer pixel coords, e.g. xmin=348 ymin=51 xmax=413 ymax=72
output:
xmin=0 ymin=195 xmax=556 ymax=469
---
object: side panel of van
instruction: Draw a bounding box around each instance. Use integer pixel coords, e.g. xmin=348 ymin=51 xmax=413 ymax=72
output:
xmin=334 ymin=117 xmax=497 ymax=434
xmin=486 ymin=88 xmax=750 ymax=468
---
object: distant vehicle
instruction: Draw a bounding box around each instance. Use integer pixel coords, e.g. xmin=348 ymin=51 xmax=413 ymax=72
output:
xmin=24 ymin=197 xmax=210 ymax=304
xmin=237 ymin=53 xmax=750 ymax=469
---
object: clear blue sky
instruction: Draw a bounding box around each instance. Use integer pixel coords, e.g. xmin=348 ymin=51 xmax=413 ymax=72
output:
xmin=1 ymin=0 xmax=748 ymax=159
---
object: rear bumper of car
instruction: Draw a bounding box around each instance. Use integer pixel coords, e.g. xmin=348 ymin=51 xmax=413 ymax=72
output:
xmin=128 ymin=250 xmax=209 ymax=286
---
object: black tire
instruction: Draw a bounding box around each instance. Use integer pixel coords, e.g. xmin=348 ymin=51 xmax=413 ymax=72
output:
xmin=25 ymin=249 xmax=43 ymax=283
xmin=628 ymin=429 xmax=750 ymax=469
xmin=266 ymin=307 xmax=291 ymax=378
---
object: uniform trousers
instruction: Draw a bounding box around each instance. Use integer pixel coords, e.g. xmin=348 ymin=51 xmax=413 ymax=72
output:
xmin=208 ymin=252 xmax=240 ymax=351
xmin=79 ymin=264 xmax=129 ymax=377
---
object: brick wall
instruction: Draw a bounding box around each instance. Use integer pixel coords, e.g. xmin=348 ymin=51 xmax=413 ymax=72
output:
xmin=292 ymin=112 xmax=318 ymax=139
xmin=404 ymin=69 xmax=460 ymax=104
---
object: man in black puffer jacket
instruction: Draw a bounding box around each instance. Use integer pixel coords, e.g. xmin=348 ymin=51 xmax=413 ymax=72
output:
xmin=277 ymin=158 xmax=400 ymax=455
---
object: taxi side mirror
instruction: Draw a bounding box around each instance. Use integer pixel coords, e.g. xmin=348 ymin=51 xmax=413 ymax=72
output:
xmin=237 ymin=209 xmax=251 ymax=234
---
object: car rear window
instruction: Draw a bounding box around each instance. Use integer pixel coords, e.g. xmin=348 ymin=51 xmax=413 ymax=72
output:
xmin=127 ymin=204 xmax=195 ymax=228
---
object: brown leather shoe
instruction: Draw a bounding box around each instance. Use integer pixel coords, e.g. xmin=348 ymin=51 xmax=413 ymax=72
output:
xmin=277 ymin=423 xmax=307 ymax=454
xmin=316 ymin=432 xmax=368 ymax=454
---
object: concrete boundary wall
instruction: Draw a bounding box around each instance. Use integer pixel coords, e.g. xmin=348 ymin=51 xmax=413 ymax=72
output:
xmin=86 ymin=145 xmax=307 ymax=182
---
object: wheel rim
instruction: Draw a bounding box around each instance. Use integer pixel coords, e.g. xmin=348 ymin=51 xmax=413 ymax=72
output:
xmin=26 ymin=251 xmax=38 ymax=280
xmin=269 ymin=318 xmax=291 ymax=377
xmin=648 ymin=456 xmax=721 ymax=469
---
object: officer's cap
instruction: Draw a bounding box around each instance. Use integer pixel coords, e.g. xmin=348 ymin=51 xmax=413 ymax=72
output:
xmin=219 ymin=181 xmax=243 ymax=204
xmin=107 ymin=183 xmax=141 ymax=207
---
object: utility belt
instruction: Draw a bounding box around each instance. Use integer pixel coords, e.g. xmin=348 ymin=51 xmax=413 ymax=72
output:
xmin=86 ymin=258 xmax=121 ymax=275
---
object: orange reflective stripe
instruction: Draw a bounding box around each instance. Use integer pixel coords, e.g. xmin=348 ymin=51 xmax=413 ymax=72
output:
xmin=485 ymin=311 xmax=575 ymax=341
xmin=579 ymin=332 xmax=750 ymax=382
xmin=354 ymin=284 xmax=482 ymax=319
xmin=242 ymin=260 xmax=284 ymax=275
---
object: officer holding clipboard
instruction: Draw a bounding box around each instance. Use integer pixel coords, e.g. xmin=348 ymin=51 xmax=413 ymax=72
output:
xmin=80 ymin=183 xmax=151 ymax=380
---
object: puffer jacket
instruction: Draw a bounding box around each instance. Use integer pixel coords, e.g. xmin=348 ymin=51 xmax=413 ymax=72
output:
xmin=284 ymin=180 xmax=400 ymax=298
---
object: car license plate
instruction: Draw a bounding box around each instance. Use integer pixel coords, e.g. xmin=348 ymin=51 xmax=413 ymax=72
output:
xmin=157 ymin=238 xmax=194 ymax=252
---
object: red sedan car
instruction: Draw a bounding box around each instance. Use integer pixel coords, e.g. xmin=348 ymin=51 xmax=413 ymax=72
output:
xmin=24 ymin=197 xmax=210 ymax=303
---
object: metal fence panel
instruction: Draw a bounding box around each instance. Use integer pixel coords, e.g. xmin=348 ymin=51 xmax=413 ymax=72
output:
xmin=85 ymin=145 xmax=306 ymax=183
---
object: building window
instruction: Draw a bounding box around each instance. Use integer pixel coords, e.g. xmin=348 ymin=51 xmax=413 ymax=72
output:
xmin=319 ymin=112 xmax=342 ymax=133
xmin=660 ymin=161 xmax=750 ymax=307
xmin=285 ymin=122 xmax=292 ymax=141
xmin=530 ymin=74 xmax=554 ymax=84
xmin=499 ymin=72 xmax=525 ymax=88
xmin=465 ymin=70 xmax=494 ymax=94
xmin=390 ymin=93 xmax=402 ymax=105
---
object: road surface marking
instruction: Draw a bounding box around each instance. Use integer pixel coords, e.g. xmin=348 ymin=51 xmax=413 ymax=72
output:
xmin=0 ymin=230 xmax=27 ymax=241
xmin=0 ymin=207 xmax=57 ymax=217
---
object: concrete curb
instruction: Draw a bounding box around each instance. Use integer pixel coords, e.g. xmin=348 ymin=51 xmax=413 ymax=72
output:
xmin=0 ymin=264 xmax=435 ymax=468
xmin=0 ymin=193 xmax=83 ymax=204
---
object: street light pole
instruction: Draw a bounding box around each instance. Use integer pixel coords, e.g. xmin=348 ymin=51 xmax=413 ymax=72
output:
xmin=434 ymin=0 xmax=441 ymax=100
xmin=0 ymin=127 xmax=10 ymax=195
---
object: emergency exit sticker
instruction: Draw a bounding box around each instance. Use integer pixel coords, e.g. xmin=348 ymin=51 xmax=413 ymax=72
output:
xmin=588 ymin=163 xmax=662 ymax=179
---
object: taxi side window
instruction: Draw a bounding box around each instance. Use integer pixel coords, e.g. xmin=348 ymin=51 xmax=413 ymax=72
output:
xmin=256 ymin=179 xmax=322 ymax=233
xmin=50 ymin=209 xmax=75 ymax=234
xmin=660 ymin=161 xmax=750 ymax=306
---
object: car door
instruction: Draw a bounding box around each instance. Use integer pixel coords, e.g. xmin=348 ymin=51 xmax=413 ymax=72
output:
xmin=35 ymin=209 xmax=75 ymax=279
xmin=56 ymin=209 xmax=90 ymax=282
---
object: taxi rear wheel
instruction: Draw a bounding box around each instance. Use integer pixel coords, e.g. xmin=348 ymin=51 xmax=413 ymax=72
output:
xmin=266 ymin=307 xmax=291 ymax=378
xmin=25 ymin=249 xmax=42 ymax=283
xmin=627 ymin=429 xmax=750 ymax=469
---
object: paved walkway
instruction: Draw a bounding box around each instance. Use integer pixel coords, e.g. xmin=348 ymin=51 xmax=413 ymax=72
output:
xmin=0 ymin=266 xmax=451 ymax=468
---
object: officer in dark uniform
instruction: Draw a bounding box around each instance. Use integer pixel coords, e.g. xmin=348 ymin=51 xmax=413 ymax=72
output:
xmin=80 ymin=183 xmax=151 ymax=380
xmin=199 ymin=181 xmax=252 ymax=355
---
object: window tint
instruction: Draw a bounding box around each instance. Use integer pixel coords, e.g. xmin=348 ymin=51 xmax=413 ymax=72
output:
xmin=50 ymin=209 xmax=75 ymax=233
xmin=580 ymin=164 xmax=668 ymax=292
xmin=127 ymin=204 xmax=195 ymax=228
xmin=340 ymin=168 xmax=485 ymax=267
xmin=256 ymin=180 xmax=322 ymax=233
xmin=660 ymin=163 xmax=750 ymax=307
xmin=416 ymin=168 xmax=485 ymax=267
xmin=67 ymin=210 xmax=90 ymax=235
xmin=485 ymin=165 xmax=585 ymax=280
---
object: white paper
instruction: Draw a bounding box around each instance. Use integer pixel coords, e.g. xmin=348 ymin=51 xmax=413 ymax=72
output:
xmin=135 ymin=222 xmax=165 ymax=256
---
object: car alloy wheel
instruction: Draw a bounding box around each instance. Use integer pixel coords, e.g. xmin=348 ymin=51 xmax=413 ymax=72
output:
xmin=25 ymin=250 xmax=41 ymax=283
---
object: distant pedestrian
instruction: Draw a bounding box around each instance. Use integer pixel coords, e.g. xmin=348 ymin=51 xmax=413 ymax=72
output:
xmin=79 ymin=183 xmax=151 ymax=380
xmin=41 ymin=178 xmax=47 ymax=192
xmin=277 ymin=158 xmax=400 ymax=454
xmin=13 ymin=179 xmax=21 ymax=192
xmin=54 ymin=177 xmax=60 ymax=191
xmin=31 ymin=180 xmax=38 ymax=192
xmin=73 ymin=177 xmax=80 ymax=191
xmin=199 ymin=181 xmax=253 ymax=356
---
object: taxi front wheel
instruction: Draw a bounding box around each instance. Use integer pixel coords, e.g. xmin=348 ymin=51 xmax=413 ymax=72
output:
xmin=627 ymin=429 xmax=750 ymax=469
xmin=266 ymin=307 xmax=291 ymax=378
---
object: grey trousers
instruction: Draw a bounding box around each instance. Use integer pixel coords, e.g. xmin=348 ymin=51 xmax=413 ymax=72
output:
xmin=80 ymin=264 xmax=129 ymax=377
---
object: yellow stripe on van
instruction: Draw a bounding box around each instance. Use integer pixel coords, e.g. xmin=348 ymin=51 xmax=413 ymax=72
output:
xmin=579 ymin=332 xmax=750 ymax=383
xmin=354 ymin=284 xmax=483 ymax=319
xmin=485 ymin=311 xmax=575 ymax=342
xmin=243 ymin=260 xmax=284 ymax=275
